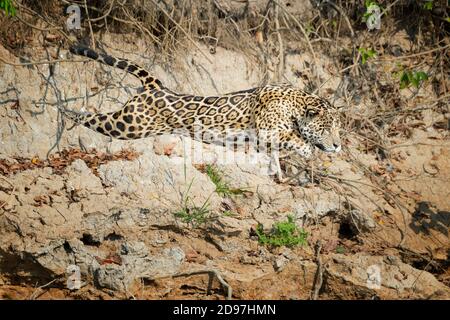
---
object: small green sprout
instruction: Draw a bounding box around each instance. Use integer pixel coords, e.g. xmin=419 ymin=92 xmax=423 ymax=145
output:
xmin=174 ymin=204 xmax=210 ymax=228
xmin=0 ymin=0 xmax=16 ymax=16
xmin=255 ymin=215 xmax=308 ymax=248
xmin=423 ymin=1 xmax=433 ymax=10
xmin=398 ymin=70 xmax=429 ymax=89
xmin=205 ymin=164 xmax=246 ymax=197
xmin=358 ymin=48 xmax=377 ymax=64
xmin=362 ymin=1 xmax=382 ymax=30
xmin=336 ymin=246 xmax=346 ymax=254
xmin=222 ymin=210 xmax=235 ymax=217
xmin=173 ymin=178 xmax=212 ymax=228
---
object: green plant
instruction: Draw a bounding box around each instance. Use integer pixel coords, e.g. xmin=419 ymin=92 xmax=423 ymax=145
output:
xmin=0 ymin=0 xmax=16 ymax=16
xmin=358 ymin=48 xmax=377 ymax=64
xmin=205 ymin=164 xmax=246 ymax=197
xmin=330 ymin=19 xmax=338 ymax=29
xmin=255 ymin=215 xmax=308 ymax=248
xmin=174 ymin=204 xmax=210 ymax=228
xmin=173 ymin=179 xmax=212 ymax=228
xmin=398 ymin=70 xmax=429 ymax=89
xmin=336 ymin=246 xmax=346 ymax=254
xmin=362 ymin=1 xmax=380 ymax=22
xmin=364 ymin=0 xmax=378 ymax=7
xmin=423 ymin=1 xmax=433 ymax=10
xmin=305 ymin=23 xmax=314 ymax=36
xmin=222 ymin=210 xmax=235 ymax=217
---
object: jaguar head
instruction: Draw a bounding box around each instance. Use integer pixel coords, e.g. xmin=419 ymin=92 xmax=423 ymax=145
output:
xmin=296 ymin=97 xmax=342 ymax=153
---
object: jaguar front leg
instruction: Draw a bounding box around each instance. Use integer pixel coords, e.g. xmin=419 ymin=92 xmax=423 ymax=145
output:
xmin=278 ymin=130 xmax=313 ymax=159
xmin=254 ymin=101 xmax=313 ymax=182
xmin=257 ymin=130 xmax=312 ymax=182
xmin=276 ymin=130 xmax=314 ymax=183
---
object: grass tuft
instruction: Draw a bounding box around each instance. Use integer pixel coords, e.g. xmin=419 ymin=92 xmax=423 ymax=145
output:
xmin=255 ymin=215 xmax=308 ymax=248
xmin=205 ymin=164 xmax=246 ymax=197
xmin=173 ymin=178 xmax=211 ymax=228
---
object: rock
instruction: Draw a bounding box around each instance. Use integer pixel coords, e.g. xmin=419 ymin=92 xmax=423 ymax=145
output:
xmin=209 ymin=216 xmax=248 ymax=237
xmin=325 ymin=253 xmax=450 ymax=299
xmin=273 ymin=255 xmax=289 ymax=272
xmin=153 ymin=135 xmax=183 ymax=156
xmin=347 ymin=209 xmax=376 ymax=233
xmin=3 ymin=235 xmax=186 ymax=293
xmin=97 ymin=154 xmax=221 ymax=209
xmin=94 ymin=264 xmax=132 ymax=291
xmin=93 ymin=243 xmax=186 ymax=291
xmin=64 ymin=159 xmax=104 ymax=198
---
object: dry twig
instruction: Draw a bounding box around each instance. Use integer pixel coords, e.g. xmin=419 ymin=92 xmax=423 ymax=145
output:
xmin=173 ymin=269 xmax=232 ymax=300
xmin=310 ymin=240 xmax=323 ymax=300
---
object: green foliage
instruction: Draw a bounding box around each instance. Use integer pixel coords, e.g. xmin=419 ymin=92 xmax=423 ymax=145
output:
xmin=255 ymin=215 xmax=308 ymax=248
xmin=336 ymin=246 xmax=346 ymax=254
xmin=173 ymin=179 xmax=211 ymax=228
xmin=398 ymin=70 xmax=429 ymax=89
xmin=358 ymin=48 xmax=377 ymax=64
xmin=364 ymin=0 xmax=378 ymax=6
xmin=222 ymin=210 xmax=235 ymax=217
xmin=305 ymin=23 xmax=314 ymax=36
xmin=0 ymin=0 xmax=16 ymax=16
xmin=423 ymin=1 xmax=433 ymax=10
xmin=330 ymin=19 xmax=338 ymax=29
xmin=174 ymin=204 xmax=210 ymax=228
xmin=362 ymin=1 xmax=380 ymax=22
xmin=205 ymin=164 xmax=246 ymax=197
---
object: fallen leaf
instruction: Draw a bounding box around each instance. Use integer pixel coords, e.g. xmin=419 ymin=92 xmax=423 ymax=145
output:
xmin=322 ymin=161 xmax=332 ymax=168
xmin=163 ymin=142 xmax=177 ymax=156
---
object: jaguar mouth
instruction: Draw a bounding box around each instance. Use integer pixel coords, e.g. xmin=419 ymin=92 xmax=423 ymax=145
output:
xmin=315 ymin=143 xmax=326 ymax=151
xmin=315 ymin=143 xmax=341 ymax=153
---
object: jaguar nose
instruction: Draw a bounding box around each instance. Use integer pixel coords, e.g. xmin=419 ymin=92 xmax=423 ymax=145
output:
xmin=333 ymin=143 xmax=341 ymax=152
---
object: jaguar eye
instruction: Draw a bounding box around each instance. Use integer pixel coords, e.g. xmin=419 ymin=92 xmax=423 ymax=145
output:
xmin=306 ymin=109 xmax=318 ymax=118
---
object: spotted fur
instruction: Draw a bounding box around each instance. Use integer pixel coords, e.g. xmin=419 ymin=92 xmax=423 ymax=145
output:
xmin=66 ymin=45 xmax=341 ymax=160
